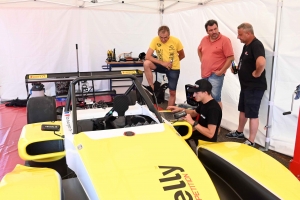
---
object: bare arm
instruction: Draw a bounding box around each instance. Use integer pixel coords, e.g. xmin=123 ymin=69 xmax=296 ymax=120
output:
xmin=194 ymin=124 xmax=217 ymax=139
xmin=184 ymin=109 xmax=198 ymax=118
xmin=145 ymin=48 xmax=171 ymax=68
xmin=166 ymin=106 xmax=198 ymax=118
xmin=197 ymin=48 xmax=202 ymax=62
xmin=215 ymin=55 xmax=234 ymax=76
xmin=178 ymin=49 xmax=185 ymax=61
xmin=145 ymin=48 xmax=161 ymax=65
xmin=183 ymin=114 xmax=216 ymax=139
xmin=252 ymin=56 xmax=266 ymax=77
xmin=170 ymin=107 xmax=217 ymax=138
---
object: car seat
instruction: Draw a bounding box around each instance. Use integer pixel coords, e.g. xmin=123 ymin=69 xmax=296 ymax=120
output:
xmin=106 ymin=95 xmax=130 ymax=129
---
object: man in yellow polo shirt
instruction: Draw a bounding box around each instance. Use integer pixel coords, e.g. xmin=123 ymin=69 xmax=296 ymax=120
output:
xmin=144 ymin=25 xmax=185 ymax=106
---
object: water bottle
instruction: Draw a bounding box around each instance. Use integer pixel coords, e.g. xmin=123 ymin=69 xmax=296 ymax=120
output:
xmin=231 ymin=60 xmax=238 ymax=74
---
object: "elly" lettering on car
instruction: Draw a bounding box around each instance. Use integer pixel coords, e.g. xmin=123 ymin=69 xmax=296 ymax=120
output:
xmin=158 ymin=166 xmax=201 ymax=200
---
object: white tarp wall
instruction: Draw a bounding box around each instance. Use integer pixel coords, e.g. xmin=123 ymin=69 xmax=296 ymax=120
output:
xmin=270 ymin=0 xmax=300 ymax=155
xmin=0 ymin=0 xmax=299 ymax=156
xmin=167 ymin=0 xmax=300 ymax=156
xmin=164 ymin=0 xmax=277 ymax=150
xmin=0 ymin=2 xmax=160 ymax=96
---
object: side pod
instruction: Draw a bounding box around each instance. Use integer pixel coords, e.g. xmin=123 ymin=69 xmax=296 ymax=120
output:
xmin=18 ymin=121 xmax=65 ymax=162
xmin=197 ymin=141 xmax=300 ymax=200
xmin=0 ymin=165 xmax=63 ymax=200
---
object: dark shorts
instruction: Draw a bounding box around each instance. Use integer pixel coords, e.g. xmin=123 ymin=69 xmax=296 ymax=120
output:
xmin=154 ymin=63 xmax=180 ymax=91
xmin=238 ymin=90 xmax=265 ymax=118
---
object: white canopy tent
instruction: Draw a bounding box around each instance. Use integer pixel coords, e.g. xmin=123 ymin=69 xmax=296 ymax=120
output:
xmin=0 ymin=0 xmax=299 ymax=156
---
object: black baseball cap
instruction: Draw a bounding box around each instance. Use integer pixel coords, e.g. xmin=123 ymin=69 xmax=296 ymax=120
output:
xmin=187 ymin=79 xmax=212 ymax=93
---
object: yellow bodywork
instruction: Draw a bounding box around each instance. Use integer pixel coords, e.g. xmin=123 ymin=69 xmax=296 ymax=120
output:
xmin=198 ymin=141 xmax=300 ymax=199
xmin=0 ymin=165 xmax=62 ymax=199
xmin=172 ymin=121 xmax=193 ymax=140
xmin=18 ymin=121 xmax=65 ymax=162
xmin=73 ymin=124 xmax=220 ymax=200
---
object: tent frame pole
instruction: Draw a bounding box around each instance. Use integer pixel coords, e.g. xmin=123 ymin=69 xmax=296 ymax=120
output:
xmin=260 ymin=0 xmax=283 ymax=152
xmin=160 ymin=0 xmax=164 ymax=25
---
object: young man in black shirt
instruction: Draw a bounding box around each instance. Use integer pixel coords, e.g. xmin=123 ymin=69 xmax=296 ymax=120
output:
xmin=167 ymin=79 xmax=222 ymax=145
xmin=226 ymin=23 xmax=267 ymax=147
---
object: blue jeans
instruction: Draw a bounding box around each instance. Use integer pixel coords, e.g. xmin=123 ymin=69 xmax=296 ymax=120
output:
xmin=203 ymin=73 xmax=224 ymax=102
xmin=154 ymin=64 xmax=180 ymax=90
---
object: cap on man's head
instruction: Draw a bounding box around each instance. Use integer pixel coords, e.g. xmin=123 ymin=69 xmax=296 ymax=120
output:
xmin=187 ymin=79 xmax=212 ymax=93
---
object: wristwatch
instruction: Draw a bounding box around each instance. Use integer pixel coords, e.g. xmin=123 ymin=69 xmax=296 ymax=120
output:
xmin=192 ymin=121 xmax=199 ymax=128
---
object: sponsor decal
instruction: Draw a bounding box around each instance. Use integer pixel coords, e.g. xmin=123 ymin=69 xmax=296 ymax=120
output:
xmin=169 ymin=45 xmax=175 ymax=51
xmin=28 ymin=74 xmax=47 ymax=79
xmin=121 ymin=70 xmax=137 ymax=75
xmin=158 ymin=166 xmax=201 ymax=200
xmin=65 ymin=114 xmax=72 ymax=132
xmin=183 ymin=174 xmax=201 ymax=200
xmin=157 ymin=49 xmax=163 ymax=60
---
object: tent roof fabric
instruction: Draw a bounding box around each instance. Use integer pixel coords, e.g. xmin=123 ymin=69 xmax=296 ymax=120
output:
xmin=0 ymin=0 xmax=238 ymax=13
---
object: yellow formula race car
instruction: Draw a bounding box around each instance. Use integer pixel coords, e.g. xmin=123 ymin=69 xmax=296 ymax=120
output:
xmin=0 ymin=71 xmax=300 ymax=200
